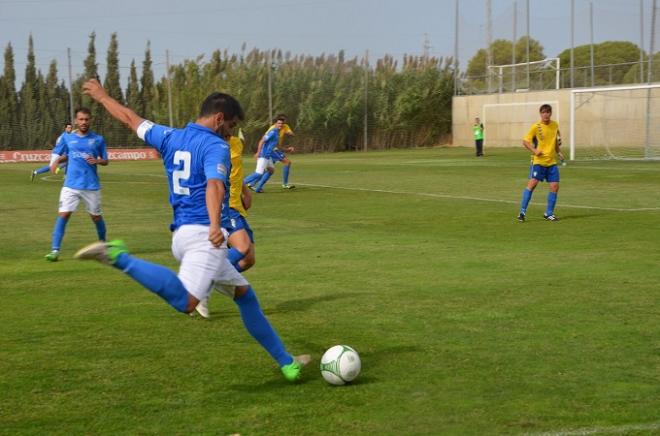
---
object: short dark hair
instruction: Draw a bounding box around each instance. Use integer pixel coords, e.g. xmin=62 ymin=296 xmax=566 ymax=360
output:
xmin=199 ymin=92 xmax=244 ymax=121
xmin=64 ymin=122 xmax=72 ymax=127
xmin=274 ymin=114 xmax=287 ymax=122
xmin=75 ymin=107 xmax=91 ymax=116
xmin=539 ymin=104 xmax=552 ymax=113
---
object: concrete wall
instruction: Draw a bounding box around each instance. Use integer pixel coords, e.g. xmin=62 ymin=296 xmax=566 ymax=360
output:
xmin=453 ymin=87 xmax=660 ymax=155
xmin=453 ymin=89 xmax=570 ymax=148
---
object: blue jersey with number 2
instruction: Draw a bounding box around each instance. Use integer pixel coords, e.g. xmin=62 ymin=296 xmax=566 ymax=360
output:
xmin=140 ymin=121 xmax=231 ymax=231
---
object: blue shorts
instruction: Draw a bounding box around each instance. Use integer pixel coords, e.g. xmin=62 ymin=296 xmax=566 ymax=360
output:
xmin=271 ymin=149 xmax=286 ymax=163
xmin=221 ymin=208 xmax=254 ymax=242
xmin=529 ymin=164 xmax=560 ymax=182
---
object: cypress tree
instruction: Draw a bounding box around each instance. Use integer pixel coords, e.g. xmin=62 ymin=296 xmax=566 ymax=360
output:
xmin=43 ymin=60 xmax=67 ymax=146
xmin=18 ymin=35 xmax=40 ymax=148
xmin=140 ymin=41 xmax=155 ymax=119
xmin=103 ymin=33 xmax=125 ymax=146
xmin=125 ymin=59 xmax=142 ymax=146
xmin=71 ymin=32 xmax=99 ymax=118
xmin=0 ymin=43 xmax=18 ymax=147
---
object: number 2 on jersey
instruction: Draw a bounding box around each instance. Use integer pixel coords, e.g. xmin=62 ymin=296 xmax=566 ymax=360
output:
xmin=173 ymin=150 xmax=191 ymax=195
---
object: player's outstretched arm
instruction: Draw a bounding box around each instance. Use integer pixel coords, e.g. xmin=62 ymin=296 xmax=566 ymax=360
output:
xmin=83 ymin=79 xmax=144 ymax=133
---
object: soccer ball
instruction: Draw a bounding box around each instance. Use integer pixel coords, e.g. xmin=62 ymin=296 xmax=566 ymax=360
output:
xmin=320 ymin=345 xmax=361 ymax=385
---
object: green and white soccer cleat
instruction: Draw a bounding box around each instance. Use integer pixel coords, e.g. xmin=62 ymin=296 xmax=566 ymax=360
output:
xmin=74 ymin=239 xmax=129 ymax=265
xmin=281 ymin=354 xmax=312 ymax=382
xmin=282 ymin=184 xmax=296 ymax=189
xmin=45 ymin=250 xmax=59 ymax=262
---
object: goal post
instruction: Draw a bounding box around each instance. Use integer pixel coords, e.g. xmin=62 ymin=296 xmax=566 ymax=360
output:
xmin=487 ymin=58 xmax=560 ymax=93
xmin=569 ymin=84 xmax=660 ymax=160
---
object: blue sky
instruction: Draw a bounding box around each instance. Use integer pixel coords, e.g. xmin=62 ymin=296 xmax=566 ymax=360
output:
xmin=0 ymin=0 xmax=655 ymax=85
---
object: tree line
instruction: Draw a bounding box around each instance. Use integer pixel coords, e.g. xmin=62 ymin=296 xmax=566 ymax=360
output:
xmin=0 ymin=33 xmax=455 ymax=152
xmin=464 ymin=36 xmax=659 ymax=93
xmin=2 ymin=32 xmax=654 ymax=151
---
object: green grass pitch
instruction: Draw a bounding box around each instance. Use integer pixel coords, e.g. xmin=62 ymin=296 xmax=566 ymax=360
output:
xmin=1 ymin=147 xmax=659 ymax=435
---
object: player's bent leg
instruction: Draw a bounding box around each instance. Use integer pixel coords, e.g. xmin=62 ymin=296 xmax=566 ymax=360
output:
xmin=282 ymin=160 xmax=295 ymax=189
xmin=244 ymin=171 xmax=262 ymax=187
xmin=90 ymin=214 xmax=107 ymax=241
xmin=74 ymin=240 xmax=193 ymax=313
xmin=518 ymin=178 xmax=540 ymax=221
xmin=47 ymin=212 xmax=72 ymax=261
xmin=238 ymin=245 xmax=256 ymax=272
xmin=255 ymin=171 xmax=272 ymax=192
xmin=228 ymin=229 xmax=253 ymax=271
xmin=232 ymin=285 xmax=307 ymax=381
xmin=544 ymin=182 xmax=559 ymax=220
xmin=526 ymin=178 xmax=539 ymax=191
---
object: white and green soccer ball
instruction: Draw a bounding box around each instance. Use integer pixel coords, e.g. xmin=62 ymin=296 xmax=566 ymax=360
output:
xmin=320 ymin=345 xmax=361 ymax=385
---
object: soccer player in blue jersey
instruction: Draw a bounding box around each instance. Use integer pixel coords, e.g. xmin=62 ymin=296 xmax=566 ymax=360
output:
xmin=31 ymin=123 xmax=72 ymax=182
xmin=270 ymin=115 xmax=296 ymax=189
xmin=44 ymin=109 xmax=108 ymax=262
xmin=243 ymin=116 xmax=285 ymax=193
xmin=517 ymin=104 xmax=565 ymax=222
xmin=75 ymin=79 xmax=310 ymax=382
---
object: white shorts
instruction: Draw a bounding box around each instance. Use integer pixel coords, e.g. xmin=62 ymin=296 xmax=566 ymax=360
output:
xmin=255 ymin=157 xmax=274 ymax=174
xmin=58 ymin=187 xmax=102 ymax=215
xmin=171 ymin=224 xmax=249 ymax=301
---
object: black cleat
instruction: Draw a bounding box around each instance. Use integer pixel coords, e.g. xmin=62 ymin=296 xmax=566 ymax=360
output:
xmin=543 ymin=214 xmax=558 ymax=221
xmin=517 ymin=213 xmax=525 ymax=222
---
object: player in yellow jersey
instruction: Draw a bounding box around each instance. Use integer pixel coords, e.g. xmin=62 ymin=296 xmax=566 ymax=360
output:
xmin=245 ymin=114 xmax=296 ymax=191
xmin=517 ymin=104 xmax=565 ymax=222
xmin=195 ymin=130 xmax=256 ymax=319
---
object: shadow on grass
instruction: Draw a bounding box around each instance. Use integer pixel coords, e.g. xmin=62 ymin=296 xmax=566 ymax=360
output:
xmin=187 ymin=293 xmax=364 ymax=321
xmin=553 ymin=213 xmax=604 ymax=221
xmin=272 ymin=293 xmax=363 ymax=314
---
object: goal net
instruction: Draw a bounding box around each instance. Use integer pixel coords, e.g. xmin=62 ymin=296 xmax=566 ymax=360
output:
xmin=569 ymin=84 xmax=660 ymax=160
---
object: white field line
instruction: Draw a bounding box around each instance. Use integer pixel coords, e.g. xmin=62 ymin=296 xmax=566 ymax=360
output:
xmin=399 ymin=160 xmax=660 ymax=172
xmin=297 ymin=183 xmax=660 ymax=212
xmin=39 ymin=175 xmax=660 ymax=212
xmin=522 ymin=420 xmax=660 ymax=436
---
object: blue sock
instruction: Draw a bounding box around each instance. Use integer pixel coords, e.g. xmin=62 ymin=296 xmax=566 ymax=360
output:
xmin=282 ymin=165 xmax=290 ymax=185
xmin=546 ymin=192 xmax=557 ymax=216
xmin=113 ymin=253 xmax=190 ymax=312
xmin=228 ymin=247 xmax=246 ymax=271
xmin=244 ymin=172 xmax=261 ymax=185
xmin=234 ymin=287 xmax=293 ymax=367
xmin=35 ymin=165 xmax=50 ymax=175
xmin=520 ymin=188 xmax=533 ymax=214
xmin=94 ymin=218 xmax=106 ymax=241
xmin=51 ymin=216 xmax=68 ymax=250
xmin=255 ymin=172 xmax=272 ymax=191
